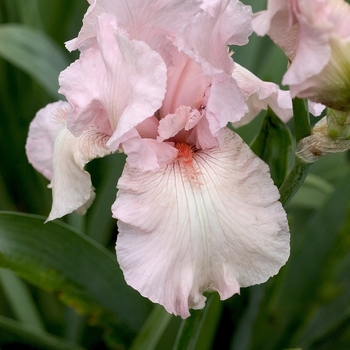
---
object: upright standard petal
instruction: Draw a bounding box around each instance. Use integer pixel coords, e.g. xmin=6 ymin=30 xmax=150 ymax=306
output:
xmin=66 ymin=0 xmax=201 ymax=59
xmin=59 ymin=13 xmax=167 ymax=147
xmin=252 ymin=0 xmax=297 ymax=59
xmin=113 ymin=128 xmax=289 ymax=318
xmin=206 ymin=73 xmax=248 ymax=135
xmin=175 ymin=0 xmax=251 ymax=131
xmin=160 ymin=49 xmax=211 ymax=117
xmin=178 ymin=0 xmax=252 ymax=75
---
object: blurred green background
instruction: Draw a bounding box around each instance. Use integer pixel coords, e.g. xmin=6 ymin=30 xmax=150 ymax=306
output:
xmin=1 ymin=0 xmax=350 ymax=349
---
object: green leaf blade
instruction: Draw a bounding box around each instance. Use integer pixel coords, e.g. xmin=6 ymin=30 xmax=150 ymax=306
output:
xmin=0 ymin=24 xmax=69 ymax=98
xmin=0 ymin=315 xmax=84 ymax=350
xmin=130 ymin=305 xmax=173 ymax=350
xmin=248 ymin=174 xmax=350 ymax=350
xmin=0 ymin=268 xmax=45 ymax=331
xmin=0 ymin=212 xmax=151 ymax=332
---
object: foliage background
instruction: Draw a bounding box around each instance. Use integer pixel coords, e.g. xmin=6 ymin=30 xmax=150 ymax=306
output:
xmin=1 ymin=0 xmax=350 ymax=349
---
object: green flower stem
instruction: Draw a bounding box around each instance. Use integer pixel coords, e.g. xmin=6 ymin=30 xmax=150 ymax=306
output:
xmin=130 ymin=305 xmax=172 ymax=350
xmin=279 ymin=157 xmax=312 ymax=206
xmin=279 ymin=98 xmax=313 ymax=206
xmin=292 ymin=98 xmax=311 ymax=142
xmin=172 ymin=293 xmax=222 ymax=350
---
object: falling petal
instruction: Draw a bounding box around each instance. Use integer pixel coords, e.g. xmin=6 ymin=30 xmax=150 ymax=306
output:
xmin=26 ymin=101 xmax=70 ymax=181
xmin=113 ymin=128 xmax=289 ymax=318
xmin=48 ymin=127 xmax=112 ymax=221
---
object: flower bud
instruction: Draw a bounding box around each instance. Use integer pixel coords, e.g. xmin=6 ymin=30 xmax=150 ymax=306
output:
xmin=253 ymin=0 xmax=350 ymax=111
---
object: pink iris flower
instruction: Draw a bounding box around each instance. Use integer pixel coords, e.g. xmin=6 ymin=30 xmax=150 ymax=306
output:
xmin=252 ymin=0 xmax=350 ymax=111
xmin=26 ymin=0 xmax=290 ymax=318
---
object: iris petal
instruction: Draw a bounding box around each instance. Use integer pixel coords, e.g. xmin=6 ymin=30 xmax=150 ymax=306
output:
xmin=48 ymin=127 xmax=112 ymax=221
xmin=113 ymin=128 xmax=289 ymax=318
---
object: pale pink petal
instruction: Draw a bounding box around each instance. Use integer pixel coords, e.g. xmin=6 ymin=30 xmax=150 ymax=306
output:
xmin=48 ymin=127 xmax=112 ymax=221
xmin=292 ymin=0 xmax=350 ymax=107
xmin=185 ymin=109 xmax=203 ymax=130
xmin=308 ymin=101 xmax=325 ymax=116
xmin=59 ymin=47 xmax=109 ymax=136
xmin=96 ymin=14 xmax=167 ymax=144
xmin=120 ymin=128 xmax=177 ymax=171
xmin=160 ymin=49 xmax=211 ymax=117
xmin=113 ymin=128 xmax=289 ymax=318
xmin=275 ymin=90 xmax=294 ymax=122
xmin=287 ymin=35 xmax=350 ymax=109
xmin=26 ymin=101 xmax=70 ymax=181
xmin=177 ymin=0 xmax=252 ymax=75
xmin=253 ymin=0 xmax=350 ymax=110
xmin=206 ymin=0 xmax=252 ymax=47
xmin=135 ymin=116 xmax=159 ymax=139
xmin=66 ymin=0 xmax=200 ymax=59
xmin=293 ymin=0 xmax=350 ymax=39
xmin=187 ymin=112 xmax=221 ymax=150
xmin=282 ymin=16 xmax=331 ymax=87
xmin=60 ymin=14 xmax=167 ymax=148
xmin=252 ymin=0 xmax=298 ymax=59
xmin=158 ymin=106 xmax=203 ymax=142
xmin=206 ymin=73 xmax=248 ymax=135
xmin=251 ymin=1 xmax=276 ymax=36
xmin=157 ymin=107 xmax=189 ymax=142
xmin=231 ymin=64 xmax=293 ymax=127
